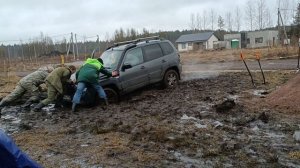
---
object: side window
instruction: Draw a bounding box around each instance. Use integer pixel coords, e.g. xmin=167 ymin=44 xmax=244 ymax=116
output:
xmin=124 ymin=48 xmax=144 ymax=66
xmin=255 ymin=37 xmax=263 ymax=44
xmin=143 ymin=44 xmax=164 ymax=61
xmin=160 ymin=42 xmax=174 ymax=55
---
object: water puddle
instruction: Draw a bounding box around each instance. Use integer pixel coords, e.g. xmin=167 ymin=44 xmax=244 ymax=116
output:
xmin=0 ymin=104 xmax=57 ymax=133
xmin=253 ymin=90 xmax=269 ymax=97
xmin=0 ymin=106 xmax=23 ymax=133
xmin=173 ymin=151 xmax=213 ymax=168
xmin=182 ymin=71 xmax=219 ymax=81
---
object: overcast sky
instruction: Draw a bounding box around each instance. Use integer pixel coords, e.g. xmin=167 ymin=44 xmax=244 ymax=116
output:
xmin=0 ymin=0 xmax=298 ymax=44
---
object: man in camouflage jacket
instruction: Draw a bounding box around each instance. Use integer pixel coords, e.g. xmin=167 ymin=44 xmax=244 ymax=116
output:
xmin=0 ymin=66 xmax=54 ymax=108
xmin=33 ymin=65 xmax=76 ymax=111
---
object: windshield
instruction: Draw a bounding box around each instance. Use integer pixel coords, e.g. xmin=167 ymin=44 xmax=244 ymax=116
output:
xmin=100 ymin=50 xmax=123 ymax=70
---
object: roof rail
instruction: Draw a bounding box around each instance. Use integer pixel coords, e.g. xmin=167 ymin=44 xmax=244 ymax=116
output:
xmin=113 ymin=36 xmax=160 ymax=47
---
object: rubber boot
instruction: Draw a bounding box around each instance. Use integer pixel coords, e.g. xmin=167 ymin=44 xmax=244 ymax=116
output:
xmin=101 ymin=99 xmax=109 ymax=110
xmin=22 ymin=100 xmax=32 ymax=110
xmin=0 ymin=100 xmax=8 ymax=108
xmin=105 ymin=99 xmax=109 ymax=106
xmin=32 ymin=102 xmax=45 ymax=112
xmin=71 ymin=103 xmax=77 ymax=113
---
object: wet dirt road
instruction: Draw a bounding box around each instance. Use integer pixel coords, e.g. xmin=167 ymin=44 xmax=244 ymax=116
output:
xmin=1 ymin=69 xmax=300 ymax=167
xmin=183 ymin=58 xmax=298 ymax=72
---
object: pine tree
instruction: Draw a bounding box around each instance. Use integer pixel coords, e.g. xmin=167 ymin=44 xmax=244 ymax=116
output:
xmin=217 ymin=16 xmax=225 ymax=30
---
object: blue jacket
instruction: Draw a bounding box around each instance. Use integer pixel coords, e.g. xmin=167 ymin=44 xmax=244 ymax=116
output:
xmin=0 ymin=130 xmax=41 ymax=168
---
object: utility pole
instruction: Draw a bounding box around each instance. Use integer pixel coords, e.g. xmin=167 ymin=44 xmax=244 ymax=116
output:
xmin=20 ymin=40 xmax=24 ymax=61
xmin=66 ymin=33 xmax=72 ymax=61
xmin=97 ymin=35 xmax=100 ymax=55
xmin=83 ymin=35 xmax=87 ymax=60
xmin=72 ymin=32 xmax=75 ymax=60
xmin=75 ymin=34 xmax=79 ymax=60
xmin=33 ymin=43 xmax=37 ymax=64
xmin=278 ymin=8 xmax=290 ymax=53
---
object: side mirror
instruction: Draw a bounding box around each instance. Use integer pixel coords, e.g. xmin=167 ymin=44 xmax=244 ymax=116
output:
xmin=122 ymin=63 xmax=132 ymax=71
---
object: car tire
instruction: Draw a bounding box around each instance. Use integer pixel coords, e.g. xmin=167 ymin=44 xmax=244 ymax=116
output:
xmin=162 ymin=69 xmax=179 ymax=88
xmin=104 ymin=87 xmax=119 ymax=103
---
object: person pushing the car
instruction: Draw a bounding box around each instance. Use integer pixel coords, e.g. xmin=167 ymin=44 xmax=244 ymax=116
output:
xmin=0 ymin=65 xmax=54 ymax=109
xmin=33 ymin=65 xmax=77 ymax=111
xmin=71 ymin=58 xmax=117 ymax=112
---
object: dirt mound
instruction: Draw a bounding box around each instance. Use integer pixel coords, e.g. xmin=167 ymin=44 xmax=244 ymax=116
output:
xmin=266 ymin=73 xmax=300 ymax=113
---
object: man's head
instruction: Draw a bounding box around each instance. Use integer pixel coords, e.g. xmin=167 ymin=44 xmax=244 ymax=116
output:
xmin=46 ymin=65 xmax=54 ymax=73
xmin=68 ymin=65 xmax=77 ymax=74
xmin=97 ymin=58 xmax=104 ymax=65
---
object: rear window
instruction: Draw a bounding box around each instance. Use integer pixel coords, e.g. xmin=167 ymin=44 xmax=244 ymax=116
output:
xmin=143 ymin=44 xmax=163 ymax=61
xmin=160 ymin=42 xmax=174 ymax=55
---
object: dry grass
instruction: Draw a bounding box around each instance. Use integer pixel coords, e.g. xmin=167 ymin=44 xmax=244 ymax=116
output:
xmin=0 ymin=47 xmax=297 ymax=99
xmin=0 ymin=74 xmax=21 ymax=98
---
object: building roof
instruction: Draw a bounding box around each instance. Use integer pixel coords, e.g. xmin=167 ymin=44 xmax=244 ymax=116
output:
xmin=175 ymin=32 xmax=214 ymax=43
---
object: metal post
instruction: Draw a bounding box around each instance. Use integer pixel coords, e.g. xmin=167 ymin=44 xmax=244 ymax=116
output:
xmin=240 ymin=52 xmax=255 ymax=87
xmin=297 ymin=38 xmax=300 ymax=72
xmin=66 ymin=33 xmax=72 ymax=62
xmin=255 ymin=52 xmax=266 ymax=84
xmin=71 ymin=32 xmax=75 ymax=60
xmin=97 ymin=35 xmax=100 ymax=54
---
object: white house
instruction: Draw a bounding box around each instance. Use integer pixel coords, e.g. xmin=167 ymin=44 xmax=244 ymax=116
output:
xmin=175 ymin=32 xmax=218 ymax=52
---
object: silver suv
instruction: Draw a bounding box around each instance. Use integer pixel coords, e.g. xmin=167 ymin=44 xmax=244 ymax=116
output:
xmin=99 ymin=36 xmax=182 ymax=102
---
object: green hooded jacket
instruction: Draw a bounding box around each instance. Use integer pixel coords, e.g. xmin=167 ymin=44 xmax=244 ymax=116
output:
xmin=76 ymin=58 xmax=111 ymax=84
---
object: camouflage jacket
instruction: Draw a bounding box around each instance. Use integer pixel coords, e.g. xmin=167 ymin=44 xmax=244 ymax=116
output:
xmin=45 ymin=67 xmax=72 ymax=94
xmin=18 ymin=70 xmax=49 ymax=92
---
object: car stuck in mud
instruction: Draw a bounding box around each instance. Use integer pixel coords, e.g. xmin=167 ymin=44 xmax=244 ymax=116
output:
xmin=99 ymin=36 xmax=182 ymax=103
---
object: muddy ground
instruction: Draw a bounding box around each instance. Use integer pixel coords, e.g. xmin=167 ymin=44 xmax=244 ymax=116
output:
xmin=1 ymin=70 xmax=300 ymax=167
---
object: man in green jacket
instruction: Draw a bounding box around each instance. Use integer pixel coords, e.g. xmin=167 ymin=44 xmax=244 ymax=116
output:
xmin=72 ymin=58 xmax=116 ymax=112
xmin=0 ymin=66 xmax=54 ymax=108
xmin=33 ymin=65 xmax=76 ymax=111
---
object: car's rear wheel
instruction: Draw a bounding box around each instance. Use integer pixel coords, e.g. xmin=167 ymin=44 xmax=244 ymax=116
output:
xmin=162 ymin=69 xmax=179 ymax=88
xmin=104 ymin=87 xmax=119 ymax=103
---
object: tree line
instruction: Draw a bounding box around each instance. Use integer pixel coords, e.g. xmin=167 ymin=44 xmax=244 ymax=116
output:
xmin=189 ymin=0 xmax=296 ymax=32
xmin=0 ymin=28 xmax=197 ymax=62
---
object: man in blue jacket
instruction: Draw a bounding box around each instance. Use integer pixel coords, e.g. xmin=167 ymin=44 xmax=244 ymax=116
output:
xmin=0 ymin=130 xmax=41 ymax=168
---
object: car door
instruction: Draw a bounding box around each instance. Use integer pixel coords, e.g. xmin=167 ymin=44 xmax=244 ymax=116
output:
xmin=142 ymin=43 xmax=164 ymax=83
xmin=119 ymin=47 xmax=149 ymax=92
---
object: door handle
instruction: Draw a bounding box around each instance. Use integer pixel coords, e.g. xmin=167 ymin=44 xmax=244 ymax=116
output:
xmin=162 ymin=59 xmax=166 ymax=63
xmin=140 ymin=66 xmax=145 ymax=69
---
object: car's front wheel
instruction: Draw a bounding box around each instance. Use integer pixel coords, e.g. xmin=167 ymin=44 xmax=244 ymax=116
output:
xmin=104 ymin=87 xmax=119 ymax=103
xmin=162 ymin=69 xmax=179 ymax=88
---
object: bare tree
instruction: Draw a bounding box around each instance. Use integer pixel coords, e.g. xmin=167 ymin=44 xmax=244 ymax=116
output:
xmin=203 ymin=10 xmax=207 ymax=30
xmin=226 ymin=11 xmax=233 ymax=32
xmin=282 ymin=0 xmax=291 ymax=25
xmin=210 ymin=9 xmax=215 ymax=30
xmin=256 ymin=0 xmax=268 ymax=30
xmin=266 ymin=8 xmax=273 ymax=28
xmin=235 ymin=7 xmax=242 ymax=31
xmin=245 ymin=0 xmax=255 ymax=31
xmin=196 ymin=13 xmax=202 ymax=30
xmin=189 ymin=13 xmax=196 ymax=31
